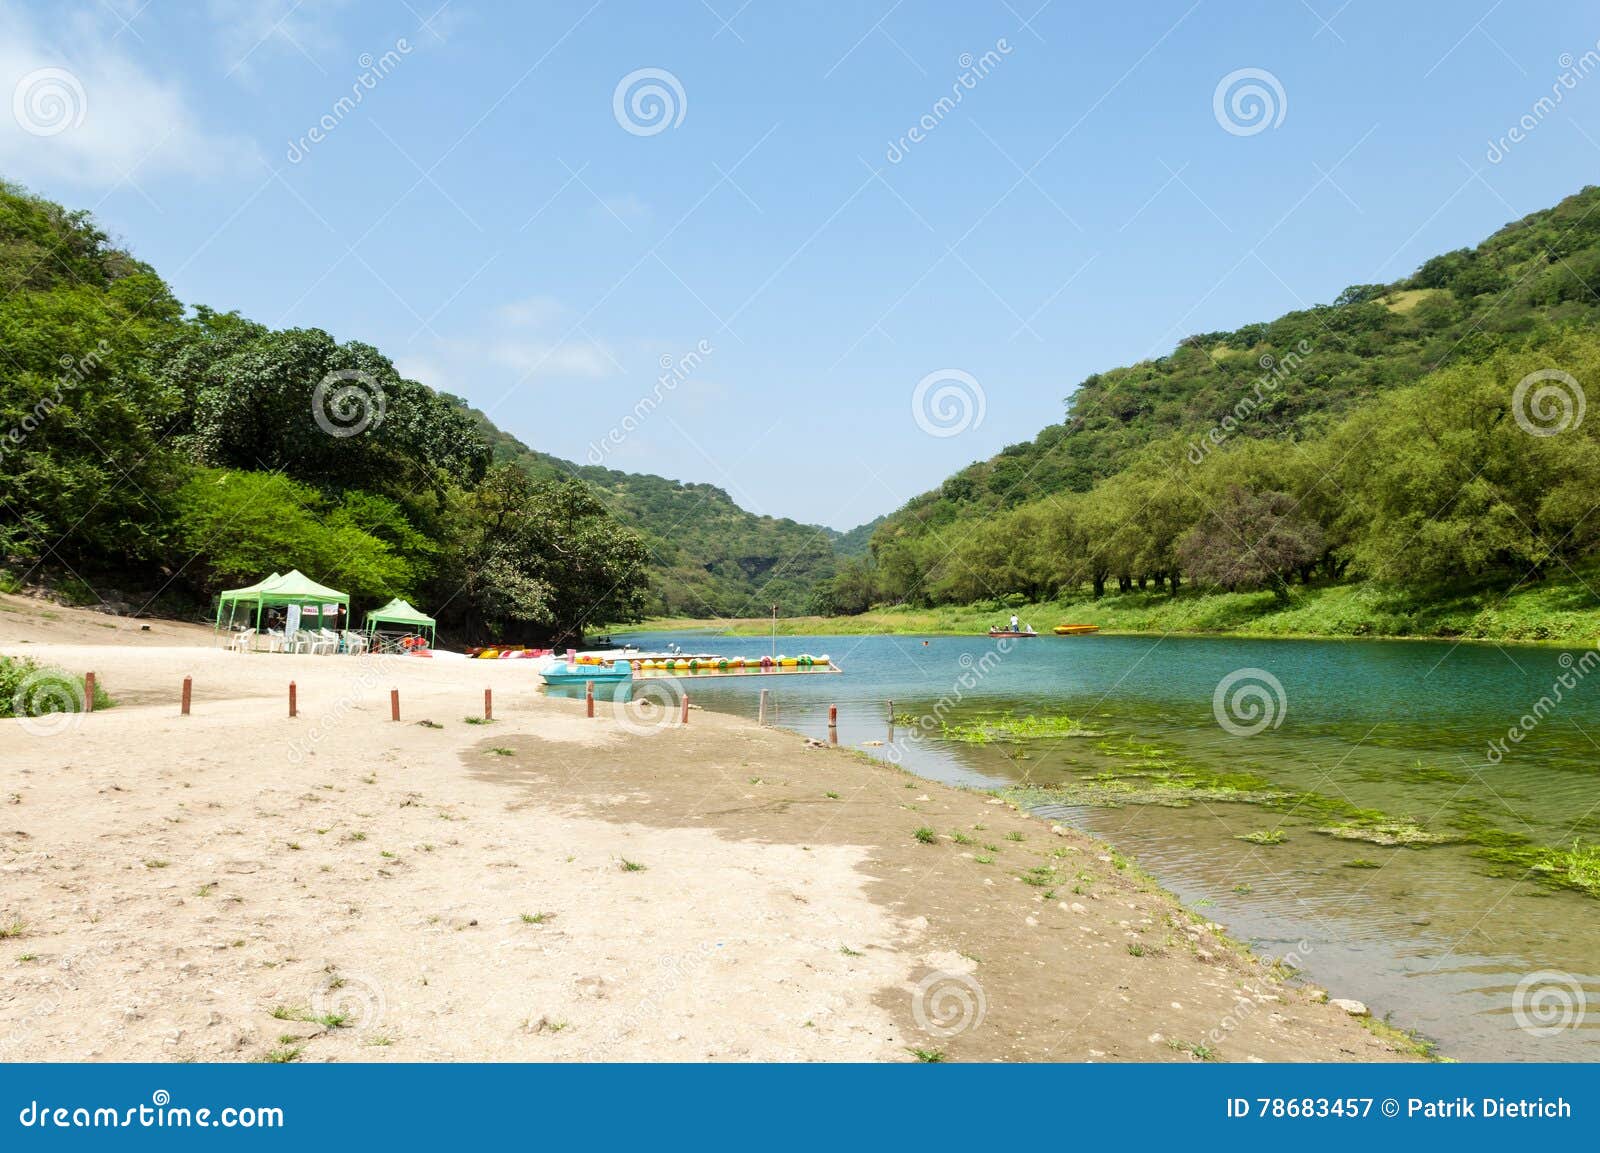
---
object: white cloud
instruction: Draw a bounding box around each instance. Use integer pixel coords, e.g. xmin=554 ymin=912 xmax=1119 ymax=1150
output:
xmin=494 ymin=295 xmax=571 ymax=328
xmin=0 ymin=3 xmax=258 ymax=188
xmin=208 ymin=0 xmax=347 ymax=81
xmin=487 ymin=337 xmax=616 ymax=380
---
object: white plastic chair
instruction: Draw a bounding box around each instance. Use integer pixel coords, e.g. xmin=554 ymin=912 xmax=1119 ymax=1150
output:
xmin=227 ymin=628 xmax=256 ymax=652
xmin=342 ymin=631 xmax=368 ymax=655
xmin=312 ymin=628 xmax=339 ymax=655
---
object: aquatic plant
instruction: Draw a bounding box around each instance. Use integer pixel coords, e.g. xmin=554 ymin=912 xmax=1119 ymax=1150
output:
xmin=1235 ymin=829 xmax=1287 ymax=846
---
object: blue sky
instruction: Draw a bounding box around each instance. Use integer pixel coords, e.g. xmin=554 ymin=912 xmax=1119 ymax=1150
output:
xmin=3 ymin=1 xmax=1598 ymax=530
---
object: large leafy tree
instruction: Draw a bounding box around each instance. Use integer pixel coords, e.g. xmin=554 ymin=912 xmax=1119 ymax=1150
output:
xmin=1178 ymin=487 xmax=1324 ymax=601
xmin=438 ymin=465 xmax=651 ymax=643
xmin=0 ymin=185 xmax=186 ymax=567
xmin=159 ymin=310 xmax=489 ymax=496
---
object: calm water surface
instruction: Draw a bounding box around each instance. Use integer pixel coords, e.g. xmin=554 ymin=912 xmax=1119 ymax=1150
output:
xmin=616 ymin=629 xmax=1600 ymax=1061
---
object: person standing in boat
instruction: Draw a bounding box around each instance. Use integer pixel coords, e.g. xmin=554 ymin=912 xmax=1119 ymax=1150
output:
xmin=1009 ymin=613 xmax=1019 ymax=632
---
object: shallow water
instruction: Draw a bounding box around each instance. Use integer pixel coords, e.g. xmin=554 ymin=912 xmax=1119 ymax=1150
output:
xmin=615 ymin=628 xmax=1600 ymax=1061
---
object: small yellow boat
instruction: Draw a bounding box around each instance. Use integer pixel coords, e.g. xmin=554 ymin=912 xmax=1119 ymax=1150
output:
xmin=1052 ymin=624 xmax=1101 ymax=636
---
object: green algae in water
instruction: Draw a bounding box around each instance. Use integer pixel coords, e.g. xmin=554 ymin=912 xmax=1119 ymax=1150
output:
xmin=990 ymin=709 xmax=1600 ymax=903
xmin=1236 ymin=828 xmax=1288 ymax=845
xmin=938 ymin=711 xmax=1103 ymax=743
xmin=1312 ymin=821 xmax=1462 ymax=847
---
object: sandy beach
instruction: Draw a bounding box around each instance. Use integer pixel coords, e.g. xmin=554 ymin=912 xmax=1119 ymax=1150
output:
xmin=0 ymin=594 xmax=1410 ymax=1062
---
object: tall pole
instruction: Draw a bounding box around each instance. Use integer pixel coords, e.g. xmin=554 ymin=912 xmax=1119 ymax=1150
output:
xmin=771 ymin=603 xmax=777 ymax=659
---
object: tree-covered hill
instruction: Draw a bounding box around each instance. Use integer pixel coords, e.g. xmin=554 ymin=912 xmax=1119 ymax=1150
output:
xmin=460 ymin=411 xmax=839 ymax=617
xmin=0 ymin=181 xmax=649 ymax=642
xmin=0 ymin=179 xmax=870 ymax=630
xmin=837 ymin=185 xmax=1600 ymax=621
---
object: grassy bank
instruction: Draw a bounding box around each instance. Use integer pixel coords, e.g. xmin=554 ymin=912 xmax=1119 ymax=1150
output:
xmin=632 ymin=575 xmax=1600 ymax=644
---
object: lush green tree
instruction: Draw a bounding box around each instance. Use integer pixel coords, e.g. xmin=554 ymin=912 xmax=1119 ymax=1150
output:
xmin=439 ymin=465 xmax=651 ymax=643
xmin=160 ymin=310 xmax=488 ymax=496
xmin=1178 ymin=487 xmax=1324 ymax=601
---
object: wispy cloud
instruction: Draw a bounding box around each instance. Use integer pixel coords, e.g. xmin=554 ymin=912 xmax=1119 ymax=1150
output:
xmin=0 ymin=2 xmax=259 ymax=188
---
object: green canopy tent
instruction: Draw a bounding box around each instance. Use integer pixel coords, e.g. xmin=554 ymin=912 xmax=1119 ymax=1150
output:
xmin=215 ymin=570 xmax=351 ymax=638
xmin=365 ymin=598 xmax=437 ymax=648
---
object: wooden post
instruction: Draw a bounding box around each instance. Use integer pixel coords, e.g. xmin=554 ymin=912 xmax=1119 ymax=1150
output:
xmin=181 ymin=676 xmax=192 ymax=717
xmin=887 ymin=699 xmax=895 ymax=744
xmin=83 ymin=672 xmax=96 ymax=713
xmin=288 ymin=681 xmax=297 ymax=718
xmin=758 ymin=689 xmax=769 ymax=727
xmin=390 ymin=688 xmax=400 ymax=722
xmin=484 ymin=687 xmax=493 ymax=721
xmin=828 ymin=703 xmax=838 ymax=745
xmin=585 ymin=681 xmax=595 ymax=718
xmin=680 ymin=693 xmax=690 ymax=725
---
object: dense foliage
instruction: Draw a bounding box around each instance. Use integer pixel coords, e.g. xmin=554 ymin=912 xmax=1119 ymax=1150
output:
xmin=471 ymin=416 xmax=843 ymax=616
xmin=0 ymin=181 xmax=647 ymax=642
xmin=824 ymin=186 xmax=1600 ymax=614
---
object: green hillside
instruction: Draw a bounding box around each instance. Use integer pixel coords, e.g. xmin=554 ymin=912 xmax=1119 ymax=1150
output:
xmin=828 ymin=185 xmax=1600 ymax=629
xmin=0 ymin=178 xmax=864 ymax=630
xmin=461 ymin=414 xmax=841 ymax=617
xmin=0 ymin=181 xmax=648 ymax=642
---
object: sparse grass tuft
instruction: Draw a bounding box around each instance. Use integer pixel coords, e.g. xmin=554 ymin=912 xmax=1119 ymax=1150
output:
xmin=839 ymin=945 xmax=862 ymax=957
xmin=263 ymin=1045 xmax=303 ymax=1063
xmin=143 ymin=858 xmax=169 ymax=869
xmin=913 ymin=826 xmax=937 ymax=844
xmin=620 ymin=858 xmax=647 ymax=872
xmin=488 ymin=747 xmax=514 ymax=757
xmin=908 ymin=1047 xmax=945 ymax=1063
xmin=1168 ymin=1038 xmax=1216 ymax=1061
xmin=521 ymin=912 xmax=552 ymax=924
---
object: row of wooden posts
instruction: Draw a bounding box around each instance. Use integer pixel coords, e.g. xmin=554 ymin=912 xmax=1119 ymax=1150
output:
xmin=154 ymin=674 xmax=693 ymax=725
xmin=77 ymin=673 xmax=880 ymax=738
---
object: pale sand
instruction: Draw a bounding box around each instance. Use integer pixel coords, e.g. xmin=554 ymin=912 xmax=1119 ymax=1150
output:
xmin=0 ymin=595 xmax=1411 ymax=1062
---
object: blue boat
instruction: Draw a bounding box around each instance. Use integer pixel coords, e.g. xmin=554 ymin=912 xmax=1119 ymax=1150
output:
xmin=538 ymin=657 xmax=633 ymax=687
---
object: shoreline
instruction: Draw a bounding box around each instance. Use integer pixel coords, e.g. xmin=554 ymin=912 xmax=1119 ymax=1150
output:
xmin=624 ymin=618 xmax=1590 ymax=650
xmin=1 ymin=595 xmax=1415 ymax=1062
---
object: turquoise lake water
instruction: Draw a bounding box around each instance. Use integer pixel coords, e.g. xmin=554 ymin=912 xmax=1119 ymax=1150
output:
xmin=615 ymin=629 xmax=1600 ymax=1062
